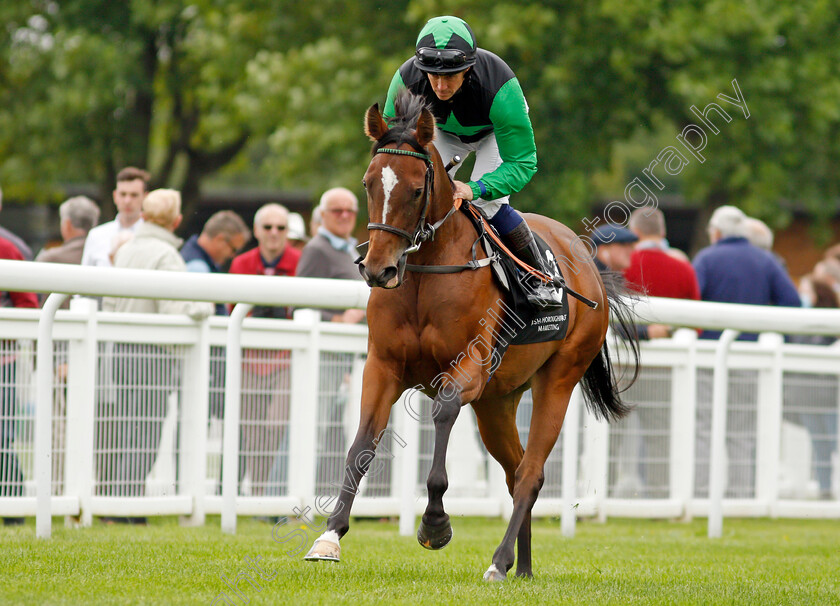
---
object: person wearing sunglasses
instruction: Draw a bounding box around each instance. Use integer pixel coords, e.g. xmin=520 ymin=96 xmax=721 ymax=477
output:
xmin=383 ymin=16 xmax=561 ymax=308
xmin=229 ymin=203 xmax=302 ymax=319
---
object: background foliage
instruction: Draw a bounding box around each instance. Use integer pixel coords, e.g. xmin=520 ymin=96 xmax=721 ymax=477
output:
xmin=1 ymin=0 xmax=838 ymax=234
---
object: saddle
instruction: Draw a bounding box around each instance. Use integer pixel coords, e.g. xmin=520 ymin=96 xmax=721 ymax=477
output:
xmin=400 ymin=201 xmax=573 ymax=369
xmin=454 ymin=203 xmax=570 ymax=348
xmin=357 ymin=201 xmax=595 ymax=369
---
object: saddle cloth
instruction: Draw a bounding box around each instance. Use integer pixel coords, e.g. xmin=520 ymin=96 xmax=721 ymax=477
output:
xmin=460 ymin=204 xmax=569 ymax=367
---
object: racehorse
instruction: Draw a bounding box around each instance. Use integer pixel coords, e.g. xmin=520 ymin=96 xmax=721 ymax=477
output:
xmin=305 ymin=90 xmax=638 ymax=581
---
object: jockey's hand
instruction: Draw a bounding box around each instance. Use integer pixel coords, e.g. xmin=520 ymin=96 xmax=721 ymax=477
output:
xmin=453 ymin=180 xmax=474 ymax=201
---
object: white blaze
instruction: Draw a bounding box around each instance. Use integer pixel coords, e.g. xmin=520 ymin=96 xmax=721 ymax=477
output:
xmin=381 ymin=166 xmax=399 ymax=220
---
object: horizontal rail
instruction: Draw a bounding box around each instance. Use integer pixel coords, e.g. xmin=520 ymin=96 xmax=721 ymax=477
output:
xmin=0 ymin=259 xmax=370 ymax=309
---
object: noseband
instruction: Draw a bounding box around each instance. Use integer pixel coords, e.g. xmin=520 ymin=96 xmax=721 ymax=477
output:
xmin=366 ymin=147 xmax=436 ymax=255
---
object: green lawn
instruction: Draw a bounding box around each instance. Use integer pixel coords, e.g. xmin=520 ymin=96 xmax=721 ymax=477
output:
xmin=2 ymin=516 xmax=839 ymax=605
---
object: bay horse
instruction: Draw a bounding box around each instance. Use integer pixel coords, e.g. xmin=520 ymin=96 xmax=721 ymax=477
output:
xmin=305 ymin=91 xmax=638 ymax=581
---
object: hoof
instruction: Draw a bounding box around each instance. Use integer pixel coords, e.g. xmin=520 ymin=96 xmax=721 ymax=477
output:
xmin=417 ymin=519 xmax=453 ymax=550
xmin=483 ymin=564 xmax=507 ymax=582
xmin=304 ymin=532 xmax=341 ymax=562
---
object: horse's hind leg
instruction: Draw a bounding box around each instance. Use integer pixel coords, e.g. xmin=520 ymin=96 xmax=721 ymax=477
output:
xmin=472 ymin=392 xmax=533 ymax=577
xmin=483 ymin=367 xmax=580 ymax=581
xmin=417 ymin=388 xmax=462 ymax=550
xmin=305 ymin=357 xmax=403 ymax=562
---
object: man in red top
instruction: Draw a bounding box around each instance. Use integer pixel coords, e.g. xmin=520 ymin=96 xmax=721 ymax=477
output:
xmin=228 ymin=203 xmax=300 ymax=501
xmin=229 ymin=203 xmax=301 ymax=318
xmin=0 ymin=236 xmax=38 ymax=524
xmin=625 ymin=207 xmax=700 ymax=301
xmin=625 ymin=207 xmax=700 ymax=340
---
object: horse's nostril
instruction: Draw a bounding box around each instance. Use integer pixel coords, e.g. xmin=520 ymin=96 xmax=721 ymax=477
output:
xmin=380 ymin=266 xmax=398 ymax=284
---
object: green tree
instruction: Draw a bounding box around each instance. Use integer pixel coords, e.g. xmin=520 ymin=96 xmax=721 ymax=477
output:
xmin=2 ymin=0 xmax=839 ymax=244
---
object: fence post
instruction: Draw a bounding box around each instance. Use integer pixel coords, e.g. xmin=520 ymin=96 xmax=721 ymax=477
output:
xmin=670 ymin=329 xmax=697 ymax=520
xmin=709 ymin=328 xmax=739 ymax=538
xmin=580 ymin=410 xmax=609 ymax=522
xmin=35 ymin=293 xmax=69 ymax=538
xmin=64 ymin=298 xmax=99 ymax=527
xmin=180 ymin=319 xmax=211 ymax=526
xmin=221 ymin=303 xmax=252 ymax=534
xmin=755 ymin=332 xmax=784 ymax=515
xmin=288 ymin=309 xmax=320 ymax=514
xmin=561 ymin=384 xmax=582 ymax=537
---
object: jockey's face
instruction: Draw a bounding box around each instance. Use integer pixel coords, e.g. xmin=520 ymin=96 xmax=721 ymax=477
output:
xmin=426 ymin=69 xmax=469 ymax=101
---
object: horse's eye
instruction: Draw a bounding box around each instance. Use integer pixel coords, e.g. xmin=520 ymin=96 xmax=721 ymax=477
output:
xmin=361 ymin=179 xmax=367 ymax=189
xmin=414 ymin=187 xmax=424 ymax=199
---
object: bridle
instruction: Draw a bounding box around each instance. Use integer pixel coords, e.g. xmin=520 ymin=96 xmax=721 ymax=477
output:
xmin=366 ymin=147 xmax=439 ymax=255
xmin=360 ymin=144 xmax=487 ymax=283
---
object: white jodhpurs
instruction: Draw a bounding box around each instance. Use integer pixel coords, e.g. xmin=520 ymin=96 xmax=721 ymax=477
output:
xmin=433 ymin=128 xmax=508 ymax=219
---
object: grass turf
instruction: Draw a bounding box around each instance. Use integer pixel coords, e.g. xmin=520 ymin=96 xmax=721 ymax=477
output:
xmin=2 ymin=516 xmax=839 ymax=605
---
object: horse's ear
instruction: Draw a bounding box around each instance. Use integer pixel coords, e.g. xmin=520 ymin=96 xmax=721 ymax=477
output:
xmin=415 ymin=108 xmax=436 ymax=147
xmin=365 ymin=103 xmax=388 ymax=141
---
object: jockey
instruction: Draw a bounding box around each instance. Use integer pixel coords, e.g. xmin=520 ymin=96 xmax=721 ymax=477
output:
xmin=384 ymin=15 xmax=562 ymax=308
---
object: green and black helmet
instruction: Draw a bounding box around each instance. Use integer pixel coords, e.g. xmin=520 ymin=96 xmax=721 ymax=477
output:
xmin=413 ymin=16 xmax=477 ymax=74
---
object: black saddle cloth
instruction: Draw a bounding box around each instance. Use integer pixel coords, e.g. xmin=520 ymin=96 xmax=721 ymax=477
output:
xmin=460 ymin=203 xmax=569 ymax=371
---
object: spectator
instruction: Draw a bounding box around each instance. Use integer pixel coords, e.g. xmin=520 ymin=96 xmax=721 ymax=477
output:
xmin=297 ymin=188 xmax=366 ymax=492
xmin=610 ymin=209 xmax=701 ymax=497
xmin=692 ymin=205 xmax=799 ymax=500
xmin=99 ymin=190 xmax=213 ymax=522
xmin=792 ymin=275 xmax=838 ymax=345
xmin=744 ymin=216 xmax=790 ymax=270
xmin=181 ymin=210 xmax=250 ymax=315
xmin=824 ymin=243 xmax=840 ymax=265
xmin=590 ymin=223 xmax=638 ymax=273
xmin=0 ymin=236 xmax=38 ymax=525
xmin=230 ymin=203 xmax=301 ymax=318
xmin=692 ymin=205 xmax=801 ymax=341
xmin=296 ymin=188 xmax=366 ymax=323
xmin=34 ymin=196 xmax=100 ymax=489
xmin=309 ymin=206 xmax=322 ymax=239
xmin=35 ymin=196 xmax=101 ymax=266
xmin=0 ymin=185 xmax=33 ymax=261
xmin=181 ymin=210 xmax=250 ymax=276
xmin=81 ymin=167 xmax=150 ymax=268
xmin=743 ymin=217 xmax=773 ymax=251
xmin=229 ymin=203 xmax=301 ymax=500
xmin=813 ymin=257 xmax=840 ymax=299
xmin=625 ymin=207 xmax=700 ymax=339
xmin=287 ymin=212 xmax=309 ymax=251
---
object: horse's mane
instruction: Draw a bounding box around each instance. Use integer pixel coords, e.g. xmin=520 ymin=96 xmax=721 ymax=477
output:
xmin=372 ymin=90 xmax=430 ymax=155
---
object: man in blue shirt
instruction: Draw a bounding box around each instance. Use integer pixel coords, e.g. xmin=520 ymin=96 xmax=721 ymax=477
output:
xmin=181 ymin=210 xmax=250 ymax=315
xmin=693 ymin=205 xmax=800 ymax=340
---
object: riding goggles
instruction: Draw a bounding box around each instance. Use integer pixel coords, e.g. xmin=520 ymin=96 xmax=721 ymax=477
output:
xmin=415 ymin=47 xmax=469 ymax=71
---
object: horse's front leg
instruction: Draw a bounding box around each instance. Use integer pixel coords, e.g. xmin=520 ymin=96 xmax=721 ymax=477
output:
xmin=417 ymin=386 xmax=462 ymax=550
xmin=305 ymin=358 xmax=403 ymax=562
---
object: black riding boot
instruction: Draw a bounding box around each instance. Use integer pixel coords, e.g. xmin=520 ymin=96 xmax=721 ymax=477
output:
xmin=504 ymin=221 xmax=564 ymax=309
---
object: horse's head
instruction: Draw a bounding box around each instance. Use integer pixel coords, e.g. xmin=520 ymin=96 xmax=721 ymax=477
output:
xmin=357 ymin=93 xmax=438 ymax=289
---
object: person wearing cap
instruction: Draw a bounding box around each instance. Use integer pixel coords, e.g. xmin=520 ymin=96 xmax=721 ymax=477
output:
xmin=384 ymin=16 xmax=562 ymax=308
xmin=286 ymin=212 xmax=309 ymax=251
xmin=590 ymin=223 xmax=638 ymax=273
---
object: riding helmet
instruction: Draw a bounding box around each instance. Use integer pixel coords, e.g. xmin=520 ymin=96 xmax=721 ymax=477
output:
xmin=414 ymin=16 xmax=477 ymax=74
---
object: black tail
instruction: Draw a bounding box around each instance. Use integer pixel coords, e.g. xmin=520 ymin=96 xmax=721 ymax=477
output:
xmin=580 ymin=271 xmax=640 ymax=422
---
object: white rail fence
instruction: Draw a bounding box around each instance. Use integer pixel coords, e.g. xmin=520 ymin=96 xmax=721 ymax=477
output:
xmin=0 ymin=260 xmax=838 ymax=541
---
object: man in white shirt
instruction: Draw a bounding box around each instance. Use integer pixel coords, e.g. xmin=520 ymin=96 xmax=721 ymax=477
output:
xmin=81 ymin=167 xmax=150 ymax=267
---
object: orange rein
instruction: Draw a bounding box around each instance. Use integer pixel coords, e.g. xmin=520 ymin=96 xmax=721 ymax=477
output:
xmin=459 ymin=200 xmax=553 ymax=284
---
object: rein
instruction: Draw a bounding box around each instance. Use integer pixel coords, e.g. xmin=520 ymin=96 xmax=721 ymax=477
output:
xmin=362 ymin=144 xmax=596 ymax=308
